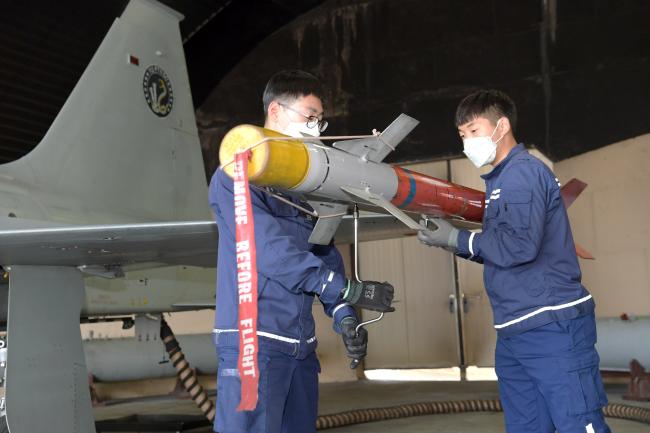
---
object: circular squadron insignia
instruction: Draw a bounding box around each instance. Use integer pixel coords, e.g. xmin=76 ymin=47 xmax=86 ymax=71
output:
xmin=143 ymin=65 xmax=174 ymax=117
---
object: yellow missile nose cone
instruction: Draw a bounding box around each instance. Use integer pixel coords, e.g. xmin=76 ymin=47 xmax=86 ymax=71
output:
xmin=219 ymin=124 xmax=310 ymax=189
xmin=219 ymin=124 xmax=270 ymax=180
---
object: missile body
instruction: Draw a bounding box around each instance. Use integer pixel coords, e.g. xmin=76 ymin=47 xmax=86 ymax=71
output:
xmin=220 ymin=125 xmax=485 ymax=222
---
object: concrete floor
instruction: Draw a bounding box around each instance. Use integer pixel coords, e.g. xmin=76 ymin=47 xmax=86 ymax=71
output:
xmin=319 ymin=381 xmax=649 ymax=433
xmin=94 ymin=380 xmax=650 ymax=432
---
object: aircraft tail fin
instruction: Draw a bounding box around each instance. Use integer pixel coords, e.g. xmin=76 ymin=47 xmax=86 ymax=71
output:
xmin=1 ymin=0 xmax=209 ymax=223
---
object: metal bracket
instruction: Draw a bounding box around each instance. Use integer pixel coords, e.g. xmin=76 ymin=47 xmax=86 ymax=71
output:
xmin=135 ymin=313 xmax=162 ymax=342
xmin=448 ymin=294 xmax=469 ymax=314
xmin=625 ymin=359 xmax=650 ymax=401
xmin=449 ymin=294 xmax=457 ymax=314
xmin=250 ymin=185 xmax=319 ymax=217
xmin=78 ymin=264 xmax=124 ymax=279
xmin=351 ymin=205 xmax=384 ymax=336
xmin=341 ymin=186 xmax=423 ymax=231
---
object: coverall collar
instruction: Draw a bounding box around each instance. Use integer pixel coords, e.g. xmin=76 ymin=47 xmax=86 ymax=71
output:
xmin=481 ymin=143 xmax=526 ymax=181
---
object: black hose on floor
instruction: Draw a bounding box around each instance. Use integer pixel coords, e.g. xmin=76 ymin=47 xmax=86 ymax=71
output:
xmin=315 ymin=399 xmax=650 ymax=430
xmin=603 ymin=403 xmax=650 ymax=424
xmin=153 ymin=331 xmax=650 ymax=431
xmin=160 ymin=318 xmax=216 ymax=422
xmin=316 ymin=399 xmax=502 ymax=430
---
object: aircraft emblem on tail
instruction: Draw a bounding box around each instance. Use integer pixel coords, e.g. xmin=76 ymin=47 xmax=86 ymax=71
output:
xmin=143 ymin=65 xmax=174 ymax=117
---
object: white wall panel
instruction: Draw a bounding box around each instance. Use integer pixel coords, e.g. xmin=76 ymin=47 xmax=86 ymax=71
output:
xmin=556 ymin=134 xmax=650 ymax=317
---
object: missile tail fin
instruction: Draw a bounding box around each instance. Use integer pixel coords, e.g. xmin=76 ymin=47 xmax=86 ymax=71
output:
xmin=560 ymin=178 xmax=588 ymax=209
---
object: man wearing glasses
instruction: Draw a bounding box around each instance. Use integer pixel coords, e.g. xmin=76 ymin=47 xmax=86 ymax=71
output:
xmin=209 ymin=70 xmax=395 ymax=433
xmin=274 ymin=100 xmax=328 ymax=137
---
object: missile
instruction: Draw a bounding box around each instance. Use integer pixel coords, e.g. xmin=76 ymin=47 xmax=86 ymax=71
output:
xmin=218 ymin=114 xmax=593 ymax=259
xmin=219 ymin=114 xmax=485 ymax=227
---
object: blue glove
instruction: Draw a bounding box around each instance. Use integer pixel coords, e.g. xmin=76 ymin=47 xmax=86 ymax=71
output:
xmin=417 ymin=218 xmax=459 ymax=251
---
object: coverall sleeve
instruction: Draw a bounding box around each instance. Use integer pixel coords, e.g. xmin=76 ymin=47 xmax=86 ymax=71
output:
xmin=311 ymin=243 xmax=358 ymax=333
xmin=213 ymin=169 xmax=346 ymax=305
xmin=456 ymin=249 xmax=484 ymax=264
xmin=456 ymin=162 xmax=551 ymax=268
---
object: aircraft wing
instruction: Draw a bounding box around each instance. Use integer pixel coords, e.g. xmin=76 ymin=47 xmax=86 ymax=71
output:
xmin=0 ymin=218 xmax=218 ymax=268
xmin=0 ymin=211 xmax=479 ymax=270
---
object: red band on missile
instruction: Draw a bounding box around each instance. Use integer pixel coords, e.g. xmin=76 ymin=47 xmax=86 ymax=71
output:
xmin=233 ymin=151 xmax=260 ymax=412
xmin=392 ymin=166 xmax=445 ymax=215
xmin=391 ymin=166 xmax=485 ymax=221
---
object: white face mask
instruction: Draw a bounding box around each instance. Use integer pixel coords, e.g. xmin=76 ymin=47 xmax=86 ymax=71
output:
xmin=462 ymin=119 xmax=504 ymax=168
xmin=282 ymin=121 xmax=321 ymax=138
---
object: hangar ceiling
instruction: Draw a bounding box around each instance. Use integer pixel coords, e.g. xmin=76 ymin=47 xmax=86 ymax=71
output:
xmin=0 ymin=0 xmax=324 ymax=163
xmin=1 ymin=0 xmax=649 ymax=175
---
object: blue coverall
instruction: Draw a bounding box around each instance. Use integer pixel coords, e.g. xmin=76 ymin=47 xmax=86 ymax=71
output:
xmin=209 ymin=168 xmax=356 ymax=433
xmin=456 ymin=144 xmax=610 ymax=433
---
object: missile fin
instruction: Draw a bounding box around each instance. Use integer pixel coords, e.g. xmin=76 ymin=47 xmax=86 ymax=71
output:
xmin=373 ymin=113 xmax=420 ymax=161
xmin=575 ymin=242 xmax=595 ymax=260
xmin=340 ymin=186 xmax=423 ymax=231
xmin=333 ymin=114 xmax=419 ymax=162
xmin=560 ymin=178 xmax=588 ymax=209
xmin=307 ymin=202 xmax=348 ymax=245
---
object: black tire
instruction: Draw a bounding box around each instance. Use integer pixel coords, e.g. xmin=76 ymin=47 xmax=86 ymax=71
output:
xmin=0 ymin=415 xmax=7 ymax=433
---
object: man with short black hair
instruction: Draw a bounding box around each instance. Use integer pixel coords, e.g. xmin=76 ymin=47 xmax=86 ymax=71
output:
xmin=261 ymin=69 xmax=329 ymax=138
xmin=418 ymin=89 xmax=610 ymax=433
xmin=209 ymin=70 xmax=395 ymax=433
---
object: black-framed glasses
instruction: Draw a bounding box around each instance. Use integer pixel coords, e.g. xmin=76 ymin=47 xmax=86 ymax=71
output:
xmin=279 ymin=103 xmax=328 ymax=133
